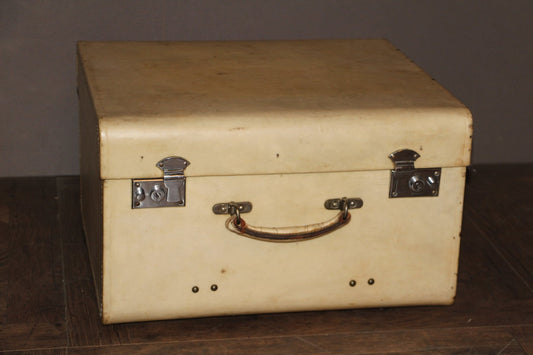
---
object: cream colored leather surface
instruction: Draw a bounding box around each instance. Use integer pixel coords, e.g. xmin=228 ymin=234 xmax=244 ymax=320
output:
xmin=101 ymin=168 xmax=465 ymax=323
xmin=77 ymin=40 xmax=472 ymax=179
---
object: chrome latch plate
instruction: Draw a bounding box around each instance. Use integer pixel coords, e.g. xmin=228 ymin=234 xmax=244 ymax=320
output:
xmin=389 ymin=149 xmax=441 ymax=198
xmin=132 ymin=156 xmax=190 ymax=209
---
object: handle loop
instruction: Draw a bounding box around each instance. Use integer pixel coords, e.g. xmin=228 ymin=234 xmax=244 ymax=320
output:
xmin=342 ymin=198 xmax=349 ymax=220
xmin=231 ymin=205 xmax=241 ymax=225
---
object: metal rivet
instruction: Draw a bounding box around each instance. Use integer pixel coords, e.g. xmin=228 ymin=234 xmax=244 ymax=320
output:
xmin=390 ymin=154 xmax=395 ymax=158
xmin=392 ymin=191 xmax=398 ymax=197
xmin=178 ymin=200 xmax=184 ymax=205
xmin=434 ymin=171 xmax=440 ymax=176
xmin=211 ymin=284 xmax=218 ymax=291
xmin=349 ymin=280 xmax=356 ymax=287
xmin=368 ymin=278 xmax=375 ymax=285
xmin=192 ymin=286 xmax=199 ymax=293
xmin=432 ymin=190 xmax=437 ymax=195
xmin=159 ymin=162 xmax=164 ymax=167
xmin=135 ymin=202 xmax=140 ymax=207
xmin=135 ymin=182 xmax=140 ymax=187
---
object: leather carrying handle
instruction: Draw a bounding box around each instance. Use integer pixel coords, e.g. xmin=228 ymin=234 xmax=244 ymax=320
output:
xmin=225 ymin=211 xmax=351 ymax=243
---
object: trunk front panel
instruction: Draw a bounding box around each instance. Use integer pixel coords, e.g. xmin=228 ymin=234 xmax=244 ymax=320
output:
xmin=102 ymin=168 xmax=465 ymax=323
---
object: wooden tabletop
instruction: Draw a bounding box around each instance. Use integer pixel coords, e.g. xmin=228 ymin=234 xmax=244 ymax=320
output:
xmin=1 ymin=165 xmax=532 ymax=354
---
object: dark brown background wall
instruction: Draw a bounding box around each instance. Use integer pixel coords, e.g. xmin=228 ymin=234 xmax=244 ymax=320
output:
xmin=1 ymin=0 xmax=532 ymax=176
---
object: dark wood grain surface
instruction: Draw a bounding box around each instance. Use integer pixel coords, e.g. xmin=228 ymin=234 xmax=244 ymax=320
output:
xmin=1 ymin=166 xmax=532 ymax=354
xmin=0 ymin=178 xmax=66 ymax=351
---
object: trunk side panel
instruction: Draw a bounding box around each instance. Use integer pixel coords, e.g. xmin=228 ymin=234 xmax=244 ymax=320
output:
xmin=78 ymin=52 xmax=104 ymax=317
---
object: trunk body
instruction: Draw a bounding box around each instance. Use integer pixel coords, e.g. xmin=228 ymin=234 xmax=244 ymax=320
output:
xmin=78 ymin=40 xmax=472 ymax=324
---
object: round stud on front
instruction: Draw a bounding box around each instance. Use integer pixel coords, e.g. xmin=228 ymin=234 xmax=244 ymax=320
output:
xmin=349 ymin=280 xmax=356 ymax=287
xmin=192 ymin=286 xmax=199 ymax=293
xmin=368 ymin=278 xmax=375 ymax=285
xmin=211 ymin=284 xmax=218 ymax=291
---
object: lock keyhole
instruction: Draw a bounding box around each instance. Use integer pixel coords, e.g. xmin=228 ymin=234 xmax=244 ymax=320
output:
xmin=150 ymin=185 xmax=166 ymax=202
xmin=409 ymin=175 xmax=425 ymax=193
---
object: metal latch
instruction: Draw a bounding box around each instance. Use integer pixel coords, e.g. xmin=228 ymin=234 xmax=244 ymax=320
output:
xmin=389 ymin=149 xmax=441 ymax=198
xmin=132 ymin=156 xmax=190 ymax=209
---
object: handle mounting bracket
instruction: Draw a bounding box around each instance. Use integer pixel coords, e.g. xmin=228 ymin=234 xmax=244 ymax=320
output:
xmin=212 ymin=202 xmax=253 ymax=215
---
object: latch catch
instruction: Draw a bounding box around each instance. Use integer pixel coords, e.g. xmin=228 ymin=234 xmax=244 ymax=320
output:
xmin=389 ymin=149 xmax=441 ymax=198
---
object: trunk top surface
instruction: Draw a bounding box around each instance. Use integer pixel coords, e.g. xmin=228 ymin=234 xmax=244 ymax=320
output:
xmin=78 ymin=40 xmax=472 ymax=179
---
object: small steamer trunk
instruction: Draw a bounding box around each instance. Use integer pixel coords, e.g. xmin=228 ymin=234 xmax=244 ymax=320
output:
xmin=78 ymin=40 xmax=472 ymax=324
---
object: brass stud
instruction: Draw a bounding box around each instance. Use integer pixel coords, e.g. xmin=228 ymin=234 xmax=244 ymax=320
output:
xmin=368 ymin=278 xmax=375 ymax=285
xmin=211 ymin=284 xmax=218 ymax=291
xmin=349 ymin=280 xmax=356 ymax=287
xmin=192 ymin=286 xmax=199 ymax=293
